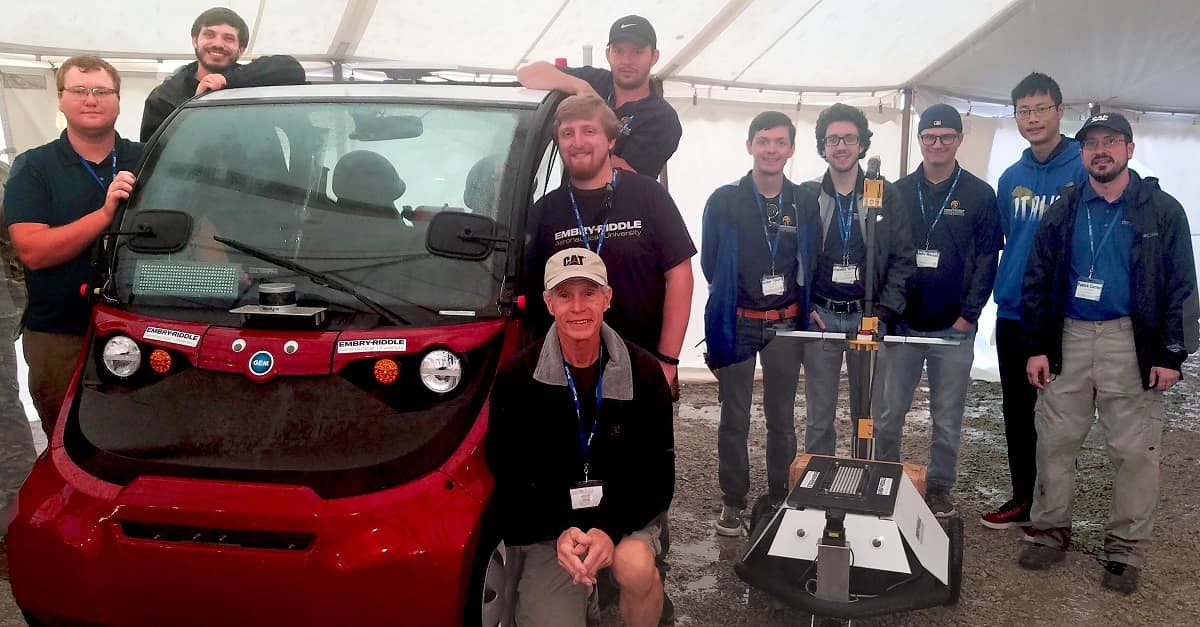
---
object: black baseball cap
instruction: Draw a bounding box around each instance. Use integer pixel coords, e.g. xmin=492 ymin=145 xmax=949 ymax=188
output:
xmin=1075 ymin=112 xmax=1133 ymax=142
xmin=608 ymin=15 xmax=656 ymax=49
xmin=918 ymin=103 xmax=962 ymax=133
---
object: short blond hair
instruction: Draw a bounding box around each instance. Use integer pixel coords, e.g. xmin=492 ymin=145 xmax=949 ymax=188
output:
xmin=553 ymin=94 xmax=619 ymax=141
xmin=55 ymin=56 xmax=121 ymax=95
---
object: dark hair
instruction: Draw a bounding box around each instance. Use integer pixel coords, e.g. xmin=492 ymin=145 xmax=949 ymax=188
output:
xmin=815 ymin=103 xmax=872 ymax=159
xmin=748 ymin=111 xmax=796 ymax=144
xmin=1011 ymin=72 xmax=1062 ymax=106
xmin=191 ymin=7 xmax=250 ymax=49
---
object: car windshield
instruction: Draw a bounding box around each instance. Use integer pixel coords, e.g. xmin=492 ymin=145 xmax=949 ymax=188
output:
xmin=114 ymin=100 xmax=521 ymax=325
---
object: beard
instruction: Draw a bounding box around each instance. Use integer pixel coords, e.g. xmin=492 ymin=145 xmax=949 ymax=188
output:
xmin=1088 ymin=160 xmax=1127 ymax=184
xmin=195 ymin=46 xmax=238 ymax=73
xmin=564 ymin=152 xmax=608 ymax=182
xmin=612 ymin=69 xmax=649 ymax=91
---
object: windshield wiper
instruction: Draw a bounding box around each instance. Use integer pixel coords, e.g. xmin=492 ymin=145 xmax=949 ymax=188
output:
xmin=214 ymin=236 xmax=410 ymax=326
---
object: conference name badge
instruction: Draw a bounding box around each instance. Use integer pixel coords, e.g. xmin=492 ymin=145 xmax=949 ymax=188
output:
xmin=762 ymin=274 xmax=785 ymax=296
xmin=1075 ymin=279 xmax=1103 ymax=302
xmin=570 ymin=480 xmax=604 ymax=510
xmin=832 ymin=264 xmax=858 ymax=284
xmin=916 ymin=249 xmax=941 ymax=269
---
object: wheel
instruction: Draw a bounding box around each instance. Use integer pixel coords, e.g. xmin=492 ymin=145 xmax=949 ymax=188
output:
xmin=465 ymin=535 xmax=516 ymax=627
xmin=944 ymin=514 xmax=964 ymax=606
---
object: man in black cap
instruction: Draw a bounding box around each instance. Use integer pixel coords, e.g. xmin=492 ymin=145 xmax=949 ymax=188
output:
xmin=876 ymin=104 xmax=1002 ymax=517
xmin=1017 ymin=112 xmax=1198 ymax=594
xmin=517 ymin=15 xmax=681 ymax=179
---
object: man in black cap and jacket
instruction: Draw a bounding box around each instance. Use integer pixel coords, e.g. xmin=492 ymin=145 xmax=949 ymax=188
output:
xmin=517 ymin=15 xmax=681 ymax=178
xmin=1017 ymin=112 xmax=1198 ymax=594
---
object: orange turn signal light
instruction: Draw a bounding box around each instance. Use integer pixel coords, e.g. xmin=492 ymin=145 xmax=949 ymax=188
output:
xmin=373 ymin=359 xmax=399 ymax=385
xmin=149 ymin=349 xmax=173 ymax=374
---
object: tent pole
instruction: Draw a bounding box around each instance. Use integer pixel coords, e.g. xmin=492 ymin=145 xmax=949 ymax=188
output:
xmin=899 ymin=87 xmax=914 ymax=177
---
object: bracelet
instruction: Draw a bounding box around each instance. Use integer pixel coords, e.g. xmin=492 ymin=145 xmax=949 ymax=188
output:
xmin=653 ymin=350 xmax=680 ymax=366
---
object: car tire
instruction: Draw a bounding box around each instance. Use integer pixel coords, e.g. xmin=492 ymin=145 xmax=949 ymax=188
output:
xmin=465 ymin=533 xmax=515 ymax=627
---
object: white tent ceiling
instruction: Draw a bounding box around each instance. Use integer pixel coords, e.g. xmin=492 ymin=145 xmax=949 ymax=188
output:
xmin=2 ymin=0 xmax=1199 ymax=113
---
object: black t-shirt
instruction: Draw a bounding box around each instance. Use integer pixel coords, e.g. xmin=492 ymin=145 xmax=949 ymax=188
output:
xmin=566 ymin=351 xmax=608 ymax=434
xmin=813 ymin=192 xmax=867 ymax=302
xmin=3 ymin=132 xmax=144 ymax=333
xmin=734 ymin=193 xmax=800 ymax=310
xmin=526 ymin=172 xmax=696 ymax=352
xmin=564 ymin=66 xmax=682 ymax=178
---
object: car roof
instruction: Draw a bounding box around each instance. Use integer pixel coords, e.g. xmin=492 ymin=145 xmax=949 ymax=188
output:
xmin=189 ymin=83 xmax=551 ymax=108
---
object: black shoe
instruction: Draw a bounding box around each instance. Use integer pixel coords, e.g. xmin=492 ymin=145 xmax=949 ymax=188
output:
xmin=1101 ymin=561 xmax=1140 ymax=594
xmin=981 ymin=498 xmax=1031 ymax=529
xmin=924 ymin=486 xmax=957 ymax=518
xmin=1017 ymin=542 xmax=1066 ymax=570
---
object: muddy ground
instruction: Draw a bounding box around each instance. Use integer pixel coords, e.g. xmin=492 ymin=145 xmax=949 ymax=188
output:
xmin=1 ymin=363 xmax=1197 ymax=626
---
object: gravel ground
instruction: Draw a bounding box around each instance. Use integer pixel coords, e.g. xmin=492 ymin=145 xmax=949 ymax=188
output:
xmin=2 ymin=362 xmax=1197 ymax=626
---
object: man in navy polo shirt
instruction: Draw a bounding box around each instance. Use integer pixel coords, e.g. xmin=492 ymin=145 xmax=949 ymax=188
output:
xmin=1018 ymin=113 xmax=1197 ymax=594
xmin=517 ymin=15 xmax=682 ymax=179
xmin=3 ymin=56 xmax=143 ymax=437
xmin=876 ymin=104 xmax=1002 ymax=517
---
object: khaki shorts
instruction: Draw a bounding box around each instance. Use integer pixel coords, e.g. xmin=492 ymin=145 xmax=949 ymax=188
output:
xmin=514 ymin=518 xmax=663 ymax=627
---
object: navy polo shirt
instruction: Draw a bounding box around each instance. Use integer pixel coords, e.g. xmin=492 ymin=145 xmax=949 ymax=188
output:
xmin=1066 ymin=176 xmax=1135 ymax=321
xmin=813 ymin=191 xmax=867 ymax=302
xmin=3 ymin=131 xmax=143 ymax=333
xmin=564 ymin=66 xmax=682 ymax=178
xmin=733 ymin=190 xmax=800 ymax=310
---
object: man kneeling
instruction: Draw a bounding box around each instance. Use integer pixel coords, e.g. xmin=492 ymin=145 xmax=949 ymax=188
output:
xmin=487 ymin=248 xmax=676 ymax=626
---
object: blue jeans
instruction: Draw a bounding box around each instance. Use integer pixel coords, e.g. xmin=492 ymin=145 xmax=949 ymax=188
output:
xmin=716 ymin=317 xmax=804 ymax=509
xmin=801 ymin=305 xmax=865 ymax=456
xmin=875 ymin=323 xmax=975 ymax=491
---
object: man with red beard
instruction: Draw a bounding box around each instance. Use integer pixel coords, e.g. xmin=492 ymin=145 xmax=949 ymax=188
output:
xmin=525 ymin=94 xmax=694 ymax=389
xmin=517 ymin=15 xmax=681 ymax=179
xmin=140 ymin=7 xmax=305 ymax=141
xmin=1017 ymin=112 xmax=1198 ymax=594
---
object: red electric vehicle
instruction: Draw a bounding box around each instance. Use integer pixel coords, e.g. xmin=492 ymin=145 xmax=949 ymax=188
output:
xmin=8 ymin=82 xmax=568 ymax=626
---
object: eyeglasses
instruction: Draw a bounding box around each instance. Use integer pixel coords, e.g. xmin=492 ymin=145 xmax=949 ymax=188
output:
xmin=61 ymin=86 xmax=118 ymax=98
xmin=824 ymin=134 xmax=860 ymax=147
xmin=1014 ymin=104 xmax=1059 ymax=120
xmin=919 ymin=133 xmax=959 ymax=146
xmin=1081 ymin=136 xmax=1128 ymax=151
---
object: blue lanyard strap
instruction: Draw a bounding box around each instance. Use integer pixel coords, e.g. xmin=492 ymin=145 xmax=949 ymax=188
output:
xmin=834 ymin=193 xmax=855 ymax=263
xmin=916 ymin=166 xmax=962 ymax=248
xmin=567 ymin=169 xmax=618 ymax=253
xmin=77 ymin=150 xmax=117 ymax=192
xmin=751 ymin=180 xmax=787 ymax=273
xmin=1086 ymin=203 xmax=1124 ymax=279
xmin=562 ymin=345 xmax=605 ymax=479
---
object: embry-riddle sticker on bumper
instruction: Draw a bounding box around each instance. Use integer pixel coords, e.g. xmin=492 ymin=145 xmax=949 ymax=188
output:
xmin=336 ymin=338 xmax=408 ymax=354
xmin=144 ymin=326 xmax=201 ymax=348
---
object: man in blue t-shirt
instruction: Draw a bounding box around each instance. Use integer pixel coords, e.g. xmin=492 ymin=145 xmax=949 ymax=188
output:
xmin=879 ymin=104 xmax=1002 ymax=518
xmin=517 ymin=15 xmax=681 ymax=179
xmin=3 ymin=56 xmax=143 ymax=437
xmin=981 ymin=72 xmax=1084 ymax=531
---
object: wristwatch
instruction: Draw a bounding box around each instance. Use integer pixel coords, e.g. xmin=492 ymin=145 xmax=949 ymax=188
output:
xmin=653 ymin=350 xmax=680 ymax=366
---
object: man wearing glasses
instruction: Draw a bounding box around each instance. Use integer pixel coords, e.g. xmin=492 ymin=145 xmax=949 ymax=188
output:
xmin=1017 ymin=112 xmax=1197 ymax=594
xmin=3 ymin=56 xmax=142 ymax=437
xmin=801 ymin=103 xmax=914 ymax=457
xmin=701 ymin=112 xmax=820 ymax=535
xmin=982 ymin=72 xmax=1085 ymax=532
xmin=876 ymin=104 xmax=1002 ymax=517
xmin=517 ymin=15 xmax=681 ymax=178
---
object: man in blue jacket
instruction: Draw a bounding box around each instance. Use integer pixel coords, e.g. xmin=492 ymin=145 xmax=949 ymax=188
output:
xmin=1017 ymin=113 xmax=1197 ymax=594
xmin=982 ymin=73 xmax=1085 ymax=530
xmin=701 ymin=112 xmax=819 ymax=536
xmin=878 ymin=104 xmax=1002 ymax=518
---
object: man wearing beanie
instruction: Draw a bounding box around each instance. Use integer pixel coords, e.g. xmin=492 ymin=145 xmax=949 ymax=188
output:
xmin=1017 ymin=112 xmax=1197 ymax=594
xmin=876 ymin=104 xmax=1002 ymax=517
xmin=517 ymin=15 xmax=681 ymax=178
xmin=487 ymin=248 xmax=675 ymax=625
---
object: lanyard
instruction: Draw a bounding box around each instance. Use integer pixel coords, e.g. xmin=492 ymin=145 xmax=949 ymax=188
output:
xmin=563 ymin=345 xmax=605 ymax=480
xmin=567 ymin=169 xmax=618 ymax=253
xmin=751 ymin=180 xmax=787 ymax=274
xmin=916 ymin=166 xmax=962 ymax=248
xmin=834 ymin=193 xmax=855 ymax=264
xmin=1085 ymin=203 xmax=1124 ymax=279
xmin=77 ymin=150 xmax=117 ymax=191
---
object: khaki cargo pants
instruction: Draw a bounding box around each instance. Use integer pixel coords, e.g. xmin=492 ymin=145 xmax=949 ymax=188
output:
xmin=1027 ymin=317 xmax=1164 ymax=567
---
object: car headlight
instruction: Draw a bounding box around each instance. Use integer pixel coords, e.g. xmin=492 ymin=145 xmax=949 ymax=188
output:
xmin=102 ymin=335 xmax=142 ymax=379
xmin=419 ymin=350 xmax=462 ymax=394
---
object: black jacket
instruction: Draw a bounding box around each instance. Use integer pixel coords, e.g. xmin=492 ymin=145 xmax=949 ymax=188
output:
xmin=1022 ymin=173 xmax=1199 ymax=387
xmin=801 ymin=171 xmax=916 ymax=316
xmin=486 ymin=324 xmax=675 ymax=546
xmin=140 ymin=56 xmax=306 ymax=142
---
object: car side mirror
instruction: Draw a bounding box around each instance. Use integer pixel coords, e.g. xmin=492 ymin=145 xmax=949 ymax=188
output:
xmin=125 ymin=210 xmax=194 ymax=254
xmin=426 ymin=212 xmax=506 ymax=261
